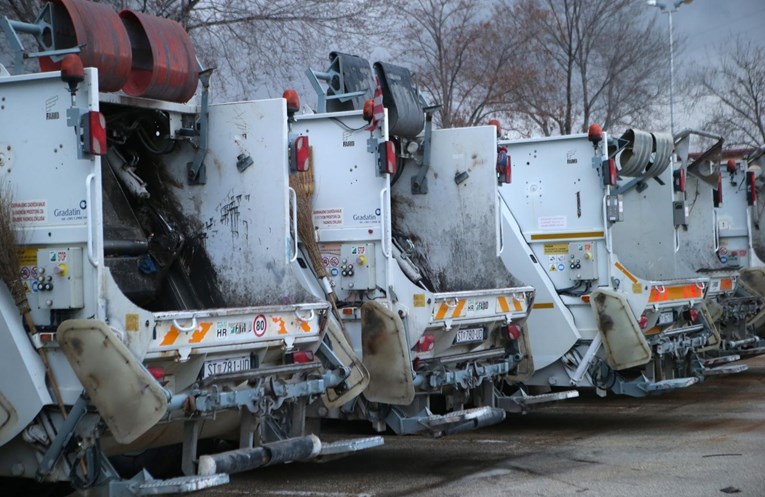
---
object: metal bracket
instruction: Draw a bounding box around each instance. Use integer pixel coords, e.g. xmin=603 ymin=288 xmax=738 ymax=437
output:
xmin=411 ymin=105 xmax=441 ymax=194
xmin=36 ymin=394 xmax=90 ymax=480
xmin=186 ymin=69 xmax=213 ymax=184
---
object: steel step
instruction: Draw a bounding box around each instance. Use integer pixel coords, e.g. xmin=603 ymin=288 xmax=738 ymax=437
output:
xmin=702 ymin=354 xmax=741 ymax=367
xmin=420 ymin=406 xmax=506 ymax=436
xmin=134 ymin=473 xmax=229 ymax=495
xmin=496 ymin=389 xmax=579 ymax=413
xmin=639 ymin=377 xmax=699 ymax=393
xmin=701 ymin=364 xmax=749 ymax=376
xmin=319 ymin=436 xmax=384 ymax=456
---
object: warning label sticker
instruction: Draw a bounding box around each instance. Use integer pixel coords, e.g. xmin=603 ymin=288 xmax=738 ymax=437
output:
xmin=543 ymin=243 xmax=569 ymax=255
xmin=313 ymin=208 xmax=343 ymax=228
xmin=538 ymin=215 xmax=567 ymax=230
xmin=11 ymin=200 xmax=47 ymax=224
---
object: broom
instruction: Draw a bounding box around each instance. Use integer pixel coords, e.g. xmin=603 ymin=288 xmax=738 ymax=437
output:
xmin=0 ymin=182 xmax=68 ymax=416
xmin=289 ymin=158 xmax=352 ymax=342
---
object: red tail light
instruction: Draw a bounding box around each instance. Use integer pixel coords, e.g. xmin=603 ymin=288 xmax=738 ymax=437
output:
xmin=286 ymin=350 xmax=315 ymax=364
xmin=713 ymin=173 xmax=723 ymax=207
xmin=673 ymin=168 xmax=686 ymax=193
xmin=378 ymin=140 xmax=397 ymax=175
xmin=747 ymin=170 xmax=757 ymax=206
xmin=638 ymin=314 xmax=648 ymax=328
xmin=147 ymin=366 xmax=165 ymax=381
xmin=416 ymin=335 xmax=435 ymax=352
xmin=290 ymin=135 xmax=310 ymax=172
xmin=602 ymin=158 xmax=617 ymax=186
xmin=82 ymin=111 xmax=107 ymax=156
xmin=685 ymin=308 xmax=699 ymax=323
xmin=497 ymin=147 xmax=511 ymax=184
xmin=505 ymin=324 xmax=522 ymax=341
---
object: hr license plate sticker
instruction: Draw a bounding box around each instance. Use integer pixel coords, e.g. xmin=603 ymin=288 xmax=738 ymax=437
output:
xmin=202 ymin=355 xmax=251 ymax=379
xmin=454 ymin=327 xmax=486 ymax=345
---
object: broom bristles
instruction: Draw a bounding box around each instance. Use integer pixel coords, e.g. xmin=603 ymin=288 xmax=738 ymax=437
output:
xmin=0 ymin=182 xmax=26 ymax=305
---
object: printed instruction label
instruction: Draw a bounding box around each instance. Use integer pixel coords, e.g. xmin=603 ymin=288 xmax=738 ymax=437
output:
xmin=313 ymin=207 xmax=343 ymax=227
xmin=538 ymin=215 xmax=567 ymax=230
xmin=11 ymin=200 xmax=47 ymax=224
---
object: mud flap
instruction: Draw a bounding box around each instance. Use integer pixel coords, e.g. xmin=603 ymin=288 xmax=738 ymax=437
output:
xmin=57 ymin=319 xmax=167 ymax=444
xmin=590 ymin=289 xmax=652 ymax=370
xmin=739 ymin=267 xmax=765 ymax=327
xmin=698 ymin=303 xmax=722 ymax=352
xmin=322 ymin=316 xmax=370 ymax=408
xmin=361 ymin=300 xmax=415 ymax=405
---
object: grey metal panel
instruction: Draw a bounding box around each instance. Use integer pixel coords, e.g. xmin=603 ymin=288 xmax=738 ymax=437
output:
xmin=156 ymin=99 xmax=317 ymax=306
xmin=392 ymin=126 xmax=520 ymax=291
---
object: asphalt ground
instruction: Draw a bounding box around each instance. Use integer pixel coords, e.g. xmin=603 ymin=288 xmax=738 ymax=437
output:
xmin=197 ymin=355 xmax=765 ymax=497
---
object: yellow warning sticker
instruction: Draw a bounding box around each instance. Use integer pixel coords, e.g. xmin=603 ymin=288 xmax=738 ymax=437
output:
xmin=543 ymin=243 xmax=569 ymax=255
xmin=632 ymin=282 xmax=643 ymax=294
xmin=126 ymin=314 xmax=140 ymax=332
xmin=413 ymin=294 xmax=426 ymax=307
xmin=17 ymin=248 xmax=37 ymax=266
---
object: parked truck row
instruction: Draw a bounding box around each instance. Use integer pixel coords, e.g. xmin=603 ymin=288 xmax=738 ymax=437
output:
xmin=0 ymin=1 xmax=763 ymax=496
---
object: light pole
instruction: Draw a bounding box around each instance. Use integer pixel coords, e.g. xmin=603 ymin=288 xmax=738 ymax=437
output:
xmin=647 ymin=0 xmax=693 ymax=136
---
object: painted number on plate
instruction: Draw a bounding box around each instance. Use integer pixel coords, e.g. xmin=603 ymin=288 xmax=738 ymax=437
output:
xmin=454 ymin=327 xmax=486 ymax=344
xmin=467 ymin=300 xmax=490 ymax=312
xmin=203 ymin=356 xmax=251 ymax=379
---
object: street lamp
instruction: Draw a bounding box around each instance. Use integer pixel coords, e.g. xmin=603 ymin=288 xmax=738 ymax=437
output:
xmin=647 ymin=0 xmax=693 ymax=136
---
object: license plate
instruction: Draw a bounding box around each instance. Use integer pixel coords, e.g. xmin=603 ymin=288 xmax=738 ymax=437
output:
xmin=659 ymin=311 xmax=674 ymax=325
xmin=454 ymin=327 xmax=486 ymax=344
xmin=202 ymin=355 xmax=251 ymax=379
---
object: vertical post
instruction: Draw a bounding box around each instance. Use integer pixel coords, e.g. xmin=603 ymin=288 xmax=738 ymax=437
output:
xmin=668 ymin=9 xmax=675 ymax=136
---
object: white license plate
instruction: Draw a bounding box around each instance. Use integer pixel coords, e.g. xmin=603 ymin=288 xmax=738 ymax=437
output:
xmin=202 ymin=355 xmax=251 ymax=379
xmin=659 ymin=311 xmax=674 ymax=325
xmin=454 ymin=327 xmax=486 ymax=344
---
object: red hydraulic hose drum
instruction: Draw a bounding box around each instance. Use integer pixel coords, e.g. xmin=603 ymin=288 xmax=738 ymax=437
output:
xmin=38 ymin=0 xmax=132 ymax=92
xmin=119 ymin=10 xmax=199 ymax=103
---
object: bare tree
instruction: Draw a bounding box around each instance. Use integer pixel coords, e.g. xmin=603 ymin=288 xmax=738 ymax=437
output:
xmin=400 ymin=0 xmax=530 ymax=129
xmin=693 ymin=37 xmax=765 ymax=148
xmin=510 ymin=0 xmax=669 ymax=136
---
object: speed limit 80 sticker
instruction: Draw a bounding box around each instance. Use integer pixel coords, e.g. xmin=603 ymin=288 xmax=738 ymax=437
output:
xmin=254 ymin=314 xmax=267 ymax=337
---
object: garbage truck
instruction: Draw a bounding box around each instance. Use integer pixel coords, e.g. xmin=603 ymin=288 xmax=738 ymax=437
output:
xmin=670 ymin=137 xmax=765 ymax=358
xmin=0 ymin=1 xmax=380 ymax=494
xmin=610 ymin=129 xmax=765 ymax=361
xmin=288 ymin=52 xmax=575 ymax=436
xmin=496 ymin=126 xmax=746 ymax=398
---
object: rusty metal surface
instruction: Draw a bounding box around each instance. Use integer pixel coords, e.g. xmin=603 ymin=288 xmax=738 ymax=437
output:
xmin=39 ymin=0 xmax=132 ymax=92
xmin=119 ymin=10 xmax=199 ymax=102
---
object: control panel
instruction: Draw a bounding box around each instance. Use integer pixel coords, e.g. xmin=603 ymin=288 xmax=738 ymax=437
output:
xmin=35 ymin=247 xmax=84 ymax=310
xmin=567 ymin=242 xmax=598 ymax=281
xmin=321 ymin=243 xmax=377 ymax=292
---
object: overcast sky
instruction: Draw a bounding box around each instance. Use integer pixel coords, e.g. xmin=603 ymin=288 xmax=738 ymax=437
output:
xmin=644 ymin=0 xmax=765 ymax=130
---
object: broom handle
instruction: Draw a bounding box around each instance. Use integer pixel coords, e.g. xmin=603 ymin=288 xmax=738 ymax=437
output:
xmin=22 ymin=310 xmax=68 ymax=417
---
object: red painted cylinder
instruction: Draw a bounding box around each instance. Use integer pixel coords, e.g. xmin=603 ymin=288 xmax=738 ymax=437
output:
xmin=119 ymin=10 xmax=199 ymax=103
xmin=38 ymin=0 xmax=132 ymax=92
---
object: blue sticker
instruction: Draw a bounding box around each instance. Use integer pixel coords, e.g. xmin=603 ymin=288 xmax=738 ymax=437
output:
xmin=557 ymin=264 xmax=565 ymax=271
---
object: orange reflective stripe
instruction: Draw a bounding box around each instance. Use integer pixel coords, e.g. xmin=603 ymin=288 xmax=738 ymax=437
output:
xmin=452 ymin=299 xmax=466 ymax=318
xmin=188 ymin=322 xmax=212 ymax=344
xmin=497 ymin=296 xmax=510 ymax=313
xmin=160 ymin=327 xmax=179 ymax=346
xmin=435 ymin=303 xmax=448 ymax=320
